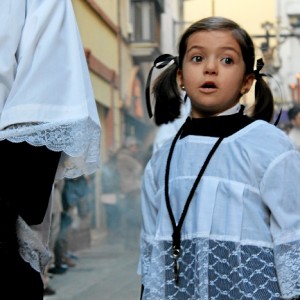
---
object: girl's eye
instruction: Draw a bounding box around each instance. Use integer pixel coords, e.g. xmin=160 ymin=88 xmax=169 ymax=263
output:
xmin=221 ymin=57 xmax=233 ymax=65
xmin=192 ymin=56 xmax=203 ymax=63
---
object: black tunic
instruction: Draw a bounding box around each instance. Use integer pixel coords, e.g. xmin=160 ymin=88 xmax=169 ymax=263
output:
xmin=0 ymin=140 xmax=61 ymax=299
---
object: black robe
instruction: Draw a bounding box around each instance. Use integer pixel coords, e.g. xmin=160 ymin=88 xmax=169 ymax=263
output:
xmin=0 ymin=140 xmax=60 ymax=299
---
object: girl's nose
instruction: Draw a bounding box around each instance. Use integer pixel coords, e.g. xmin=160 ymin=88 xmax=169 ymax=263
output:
xmin=204 ymin=59 xmax=217 ymax=75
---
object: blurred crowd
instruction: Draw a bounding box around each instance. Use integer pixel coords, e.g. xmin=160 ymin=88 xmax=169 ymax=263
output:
xmin=42 ymin=136 xmax=149 ymax=297
xmin=41 ymin=175 xmax=94 ymax=297
xmin=287 ymin=104 xmax=300 ymax=151
xmin=101 ymin=137 xmax=149 ymax=249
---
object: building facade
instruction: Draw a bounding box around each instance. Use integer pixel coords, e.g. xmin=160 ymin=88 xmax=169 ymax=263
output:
xmin=275 ymin=0 xmax=300 ymax=106
xmin=71 ymin=0 xmax=185 ymax=244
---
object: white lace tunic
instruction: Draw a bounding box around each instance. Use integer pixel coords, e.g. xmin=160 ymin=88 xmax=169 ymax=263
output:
xmin=139 ymin=120 xmax=300 ymax=300
xmin=0 ymin=0 xmax=100 ymax=274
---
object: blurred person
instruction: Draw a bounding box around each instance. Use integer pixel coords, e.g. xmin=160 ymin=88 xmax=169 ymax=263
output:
xmin=0 ymin=1 xmax=100 ymax=298
xmin=101 ymin=149 xmax=121 ymax=243
xmin=50 ymin=176 xmax=89 ymax=274
xmin=287 ymin=104 xmax=300 ymax=151
xmin=117 ymin=137 xmax=143 ymax=249
xmin=77 ymin=174 xmax=94 ymax=222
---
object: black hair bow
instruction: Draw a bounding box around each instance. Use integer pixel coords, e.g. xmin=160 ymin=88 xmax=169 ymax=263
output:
xmin=145 ymin=54 xmax=178 ymax=118
xmin=254 ymin=58 xmax=266 ymax=80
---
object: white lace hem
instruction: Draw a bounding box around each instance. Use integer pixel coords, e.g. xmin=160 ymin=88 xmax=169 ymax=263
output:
xmin=275 ymin=241 xmax=300 ymax=299
xmin=0 ymin=117 xmax=101 ymax=179
xmin=140 ymin=237 xmax=300 ymax=299
xmin=16 ymin=217 xmax=51 ymax=274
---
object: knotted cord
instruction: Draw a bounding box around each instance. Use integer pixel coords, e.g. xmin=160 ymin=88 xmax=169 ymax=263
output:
xmin=164 ymin=118 xmax=224 ymax=283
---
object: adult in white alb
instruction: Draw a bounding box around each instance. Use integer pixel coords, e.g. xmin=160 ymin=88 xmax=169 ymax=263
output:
xmin=0 ymin=1 xmax=100 ymax=298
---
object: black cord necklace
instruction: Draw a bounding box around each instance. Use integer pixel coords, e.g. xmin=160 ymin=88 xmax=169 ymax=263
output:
xmin=165 ymin=117 xmax=224 ymax=284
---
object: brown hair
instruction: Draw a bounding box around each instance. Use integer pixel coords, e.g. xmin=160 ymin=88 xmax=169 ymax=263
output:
xmin=152 ymin=16 xmax=274 ymax=125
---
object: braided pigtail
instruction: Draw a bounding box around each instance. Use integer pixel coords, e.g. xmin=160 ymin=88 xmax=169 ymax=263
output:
xmin=251 ymin=58 xmax=274 ymax=123
xmin=145 ymin=54 xmax=182 ymax=125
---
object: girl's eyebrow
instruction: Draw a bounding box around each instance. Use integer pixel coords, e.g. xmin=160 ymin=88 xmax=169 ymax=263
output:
xmin=187 ymin=45 xmax=240 ymax=56
xmin=186 ymin=45 xmax=204 ymax=54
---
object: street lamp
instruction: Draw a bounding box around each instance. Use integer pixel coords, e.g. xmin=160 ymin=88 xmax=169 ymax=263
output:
xmin=260 ymin=21 xmax=274 ymax=53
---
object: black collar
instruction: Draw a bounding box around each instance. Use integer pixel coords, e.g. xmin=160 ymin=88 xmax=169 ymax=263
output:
xmin=180 ymin=111 xmax=255 ymax=139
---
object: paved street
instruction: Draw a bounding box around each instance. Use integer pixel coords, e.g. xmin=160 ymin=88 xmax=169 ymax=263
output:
xmin=44 ymin=235 xmax=141 ymax=300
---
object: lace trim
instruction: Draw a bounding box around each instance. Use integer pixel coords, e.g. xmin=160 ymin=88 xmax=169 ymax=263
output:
xmin=140 ymin=237 xmax=299 ymax=299
xmin=16 ymin=217 xmax=51 ymax=273
xmin=0 ymin=117 xmax=101 ymax=179
xmin=275 ymin=241 xmax=300 ymax=299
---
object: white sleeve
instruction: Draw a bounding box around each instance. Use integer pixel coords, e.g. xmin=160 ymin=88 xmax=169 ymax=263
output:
xmin=1 ymin=0 xmax=99 ymax=127
xmin=0 ymin=1 xmax=25 ymax=112
xmin=261 ymin=149 xmax=300 ymax=299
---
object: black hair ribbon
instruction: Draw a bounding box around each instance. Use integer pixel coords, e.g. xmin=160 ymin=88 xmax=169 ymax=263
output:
xmin=254 ymin=58 xmax=265 ymax=80
xmin=254 ymin=58 xmax=282 ymax=126
xmin=145 ymin=54 xmax=178 ymax=118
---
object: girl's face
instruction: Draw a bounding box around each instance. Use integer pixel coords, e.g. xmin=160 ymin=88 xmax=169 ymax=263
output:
xmin=177 ymin=30 xmax=254 ymax=118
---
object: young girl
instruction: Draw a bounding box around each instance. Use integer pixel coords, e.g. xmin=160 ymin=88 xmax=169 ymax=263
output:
xmin=139 ymin=17 xmax=300 ymax=300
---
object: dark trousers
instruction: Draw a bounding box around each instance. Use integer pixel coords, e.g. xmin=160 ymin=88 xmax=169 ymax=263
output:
xmin=6 ymin=255 xmax=44 ymax=299
xmin=54 ymin=211 xmax=73 ymax=266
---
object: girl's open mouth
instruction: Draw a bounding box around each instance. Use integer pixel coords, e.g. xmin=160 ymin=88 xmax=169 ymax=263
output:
xmin=200 ymin=81 xmax=217 ymax=92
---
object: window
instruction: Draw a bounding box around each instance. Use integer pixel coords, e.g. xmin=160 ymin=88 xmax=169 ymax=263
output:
xmin=131 ymin=1 xmax=156 ymax=42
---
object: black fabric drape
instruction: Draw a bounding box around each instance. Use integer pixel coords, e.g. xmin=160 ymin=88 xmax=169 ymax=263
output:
xmin=0 ymin=139 xmax=61 ymax=298
xmin=0 ymin=139 xmax=61 ymax=225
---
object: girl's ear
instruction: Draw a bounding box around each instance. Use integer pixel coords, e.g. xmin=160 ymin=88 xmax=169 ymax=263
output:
xmin=241 ymin=73 xmax=255 ymax=94
xmin=177 ymin=69 xmax=183 ymax=88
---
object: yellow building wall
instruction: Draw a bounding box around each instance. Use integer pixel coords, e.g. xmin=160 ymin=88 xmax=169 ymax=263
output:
xmin=72 ymin=0 xmax=118 ymax=71
xmin=72 ymin=0 xmax=122 ymax=156
xmin=93 ymin=0 xmax=118 ymax=25
xmin=184 ymin=0 xmax=276 ymax=42
xmin=89 ymin=73 xmax=111 ymax=107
